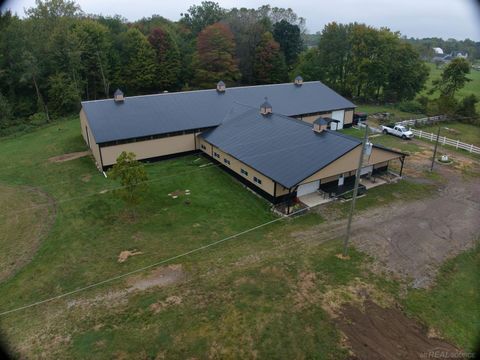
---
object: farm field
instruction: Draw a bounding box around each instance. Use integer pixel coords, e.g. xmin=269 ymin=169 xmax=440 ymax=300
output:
xmin=0 ymin=118 xmax=478 ymax=358
xmin=424 ymin=62 xmax=480 ymax=103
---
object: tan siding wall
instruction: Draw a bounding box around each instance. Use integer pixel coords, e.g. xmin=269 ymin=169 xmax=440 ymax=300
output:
xmin=80 ymin=109 xmax=102 ymax=169
xmin=344 ymin=109 xmax=354 ymax=125
xmin=198 ymin=137 xmax=289 ymax=196
xmin=374 ymin=161 xmax=389 ymax=169
xmin=301 ymin=146 xmax=362 ymax=184
xmin=367 ymin=148 xmax=401 ymax=165
xmin=295 ymin=112 xmax=332 ymax=124
xmin=101 ymin=134 xmax=196 ymax=166
xmin=300 ymin=146 xmax=401 ymax=185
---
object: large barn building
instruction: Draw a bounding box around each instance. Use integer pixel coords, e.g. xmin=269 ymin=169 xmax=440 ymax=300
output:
xmin=80 ymin=79 xmax=405 ymax=204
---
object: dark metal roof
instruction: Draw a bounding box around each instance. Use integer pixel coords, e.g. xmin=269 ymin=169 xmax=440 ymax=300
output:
xmin=201 ymin=104 xmax=361 ymax=188
xmin=82 ymin=81 xmax=356 ymax=143
xmin=313 ymin=117 xmax=328 ymax=125
xmin=113 ymin=88 xmax=123 ymax=96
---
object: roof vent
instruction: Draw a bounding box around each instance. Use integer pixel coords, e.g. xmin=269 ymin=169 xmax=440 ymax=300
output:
xmin=294 ymin=75 xmax=303 ymax=86
xmin=313 ymin=118 xmax=328 ymax=133
xmin=113 ymin=88 xmax=124 ymax=103
xmin=216 ymin=80 xmax=226 ymax=93
xmin=260 ymin=97 xmax=272 ymax=116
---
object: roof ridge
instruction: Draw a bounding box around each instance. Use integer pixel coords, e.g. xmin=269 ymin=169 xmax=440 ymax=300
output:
xmin=81 ymin=81 xmax=323 ymax=104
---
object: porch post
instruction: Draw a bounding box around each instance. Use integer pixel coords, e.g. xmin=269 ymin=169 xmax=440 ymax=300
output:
xmin=399 ymin=156 xmax=405 ymax=177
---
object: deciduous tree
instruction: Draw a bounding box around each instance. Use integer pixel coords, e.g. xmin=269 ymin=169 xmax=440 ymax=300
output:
xmin=253 ymin=32 xmax=288 ymax=84
xmin=148 ymin=27 xmax=181 ymax=91
xmin=108 ymin=151 xmax=149 ymax=217
xmin=193 ymin=23 xmax=240 ymax=88
xmin=433 ymin=58 xmax=471 ymax=98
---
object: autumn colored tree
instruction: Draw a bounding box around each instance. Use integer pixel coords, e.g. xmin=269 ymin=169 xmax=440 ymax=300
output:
xmin=148 ymin=27 xmax=181 ymax=91
xmin=193 ymin=22 xmax=240 ymax=88
xmin=253 ymin=32 xmax=288 ymax=84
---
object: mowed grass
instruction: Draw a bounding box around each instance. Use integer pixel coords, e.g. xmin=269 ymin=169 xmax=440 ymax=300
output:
xmin=0 ymin=118 xmax=477 ymax=357
xmin=423 ymin=62 xmax=480 ymax=107
xmin=413 ymin=121 xmax=480 ymax=147
xmin=404 ymin=245 xmax=480 ymax=352
xmin=340 ymin=127 xmax=422 ymax=154
xmin=0 ymin=118 xmax=352 ymax=358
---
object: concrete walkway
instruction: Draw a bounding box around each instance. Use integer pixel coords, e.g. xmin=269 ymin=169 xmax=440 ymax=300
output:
xmin=298 ymin=192 xmax=333 ymax=208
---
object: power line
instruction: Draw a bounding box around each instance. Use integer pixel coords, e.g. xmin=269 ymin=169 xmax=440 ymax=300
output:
xmin=0 ymin=207 xmax=307 ymax=317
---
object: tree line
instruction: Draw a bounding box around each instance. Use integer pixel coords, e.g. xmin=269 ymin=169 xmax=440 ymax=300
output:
xmin=2 ymin=0 xmax=469 ymax=133
xmin=0 ymin=0 xmax=305 ymax=129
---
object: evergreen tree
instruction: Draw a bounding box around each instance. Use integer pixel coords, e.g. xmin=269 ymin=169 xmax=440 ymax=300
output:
xmin=273 ymin=19 xmax=303 ymax=67
xmin=193 ymin=23 xmax=240 ymax=88
xmin=253 ymin=32 xmax=288 ymax=84
xmin=118 ymin=28 xmax=157 ymax=94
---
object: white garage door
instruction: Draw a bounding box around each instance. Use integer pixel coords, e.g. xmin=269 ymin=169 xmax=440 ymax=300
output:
xmin=331 ymin=110 xmax=345 ymax=130
xmin=297 ymin=180 xmax=320 ymax=197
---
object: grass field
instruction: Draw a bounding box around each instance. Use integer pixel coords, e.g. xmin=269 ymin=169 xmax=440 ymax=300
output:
xmin=423 ymin=62 xmax=480 ymax=102
xmin=0 ymin=118 xmax=477 ymax=358
xmin=404 ymin=245 xmax=480 ymax=351
xmin=413 ymin=121 xmax=480 ymax=147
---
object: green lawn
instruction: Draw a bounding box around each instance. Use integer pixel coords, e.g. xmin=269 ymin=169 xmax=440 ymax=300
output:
xmin=404 ymin=245 xmax=480 ymax=352
xmin=423 ymin=62 xmax=480 ymax=103
xmin=413 ymin=121 xmax=480 ymax=147
xmin=355 ymin=104 xmax=422 ymax=120
xmin=0 ymin=118 xmax=476 ymax=358
xmin=340 ymin=127 xmax=422 ymax=154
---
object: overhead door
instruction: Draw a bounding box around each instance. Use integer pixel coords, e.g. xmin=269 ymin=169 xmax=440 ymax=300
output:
xmin=297 ymin=180 xmax=320 ymax=197
xmin=331 ymin=110 xmax=345 ymax=130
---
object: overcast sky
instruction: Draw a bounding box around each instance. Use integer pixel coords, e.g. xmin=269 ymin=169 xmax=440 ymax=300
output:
xmin=3 ymin=0 xmax=480 ymax=40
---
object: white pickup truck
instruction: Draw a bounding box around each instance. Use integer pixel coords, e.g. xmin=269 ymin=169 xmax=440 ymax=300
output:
xmin=381 ymin=124 xmax=414 ymax=139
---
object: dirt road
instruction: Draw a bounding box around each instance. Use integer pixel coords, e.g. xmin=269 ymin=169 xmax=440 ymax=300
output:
xmin=300 ymin=145 xmax=480 ymax=288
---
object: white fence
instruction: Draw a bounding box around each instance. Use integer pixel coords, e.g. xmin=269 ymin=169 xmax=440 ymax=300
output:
xmin=410 ymin=129 xmax=480 ymax=155
xmin=396 ymin=115 xmax=447 ymax=127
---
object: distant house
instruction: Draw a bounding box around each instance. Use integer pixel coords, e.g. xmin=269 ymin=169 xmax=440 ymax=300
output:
xmin=433 ymin=50 xmax=468 ymax=64
xmin=80 ymin=79 xmax=405 ymax=205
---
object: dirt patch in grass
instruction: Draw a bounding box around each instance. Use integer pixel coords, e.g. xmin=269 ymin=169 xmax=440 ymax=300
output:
xmin=293 ymin=271 xmax=320 ymax=309
xmin=67 ymin=264 xmax=186 ymax=309
xmin=48 ymin=151 xmax=90 ymax=163
xmin=149 ymin=295 xmax=183 ymax=314
xmin=335 ymin=300 xmax=461 ymax=360
xmin=0 ymin=184 xmax=56 ymax=282
xmin=126 ymin=264 xmax=186 ymax=291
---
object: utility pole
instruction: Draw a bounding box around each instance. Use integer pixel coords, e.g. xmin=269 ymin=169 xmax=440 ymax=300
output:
xmin=343 ymin=124 xmax=369 ymax=257
xmin=430 ymin=126 xmax=441 ymax=172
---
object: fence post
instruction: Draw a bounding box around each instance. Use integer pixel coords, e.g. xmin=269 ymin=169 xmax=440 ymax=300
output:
xmin=470 ymin=144 xmax=474 ymax=153
xmin=419 ymin=130 xmax=423 ymax=138
xmin=456 ymin=140 xmax=459 ymax=149
xmin=430 ymin=132 xmax=434 ymax=141
xmin=443 ymin=136 xmax=446 ymax=145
